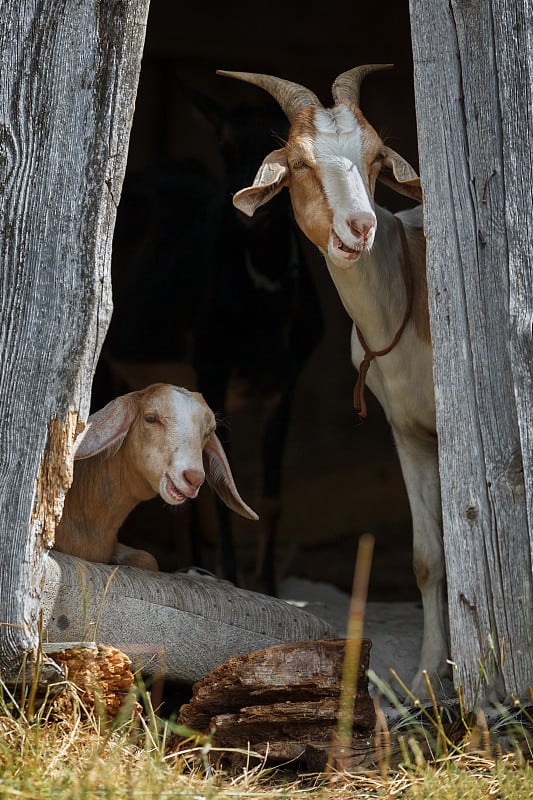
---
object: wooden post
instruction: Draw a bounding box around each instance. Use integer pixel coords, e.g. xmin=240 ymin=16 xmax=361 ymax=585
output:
xmin=0 ymin=1 xmax=149 ymax=684
xmin=409 ymin=0 xmax=533 ymax=705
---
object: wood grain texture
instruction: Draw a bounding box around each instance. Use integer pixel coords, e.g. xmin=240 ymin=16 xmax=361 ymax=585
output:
xmin=409 ymin=0 xmax=533 ymax=704
xmin=0 ymin=1 xmax=149 ymax=681
xmin=41 ymin=552 xmax=337 ymax=683
xmin=176 ymin=639 xmax=375 ymax=766
xmin=48 ymin=644 xmax=139 ymax=720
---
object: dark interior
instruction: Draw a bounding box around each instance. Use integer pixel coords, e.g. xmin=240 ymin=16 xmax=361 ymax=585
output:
xmin=91 ymin=0 xmax=420 ymax=602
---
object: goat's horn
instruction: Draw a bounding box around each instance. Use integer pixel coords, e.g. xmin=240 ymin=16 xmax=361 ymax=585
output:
xmin=332 ymin=64 xmax=394 ymax=107
xmin=217 ymin=70 xmax=322 ymax=121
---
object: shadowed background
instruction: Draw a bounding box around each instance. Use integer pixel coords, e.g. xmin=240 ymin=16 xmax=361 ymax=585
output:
xmin=91 ymin=0 xmax=420 ymax=602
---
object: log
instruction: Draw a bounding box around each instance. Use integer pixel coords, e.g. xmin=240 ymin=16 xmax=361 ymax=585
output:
xmin=176 ymin=638 xmax=375 ymax=765
xmin=41 ymin=552 xmax=336 ymax=684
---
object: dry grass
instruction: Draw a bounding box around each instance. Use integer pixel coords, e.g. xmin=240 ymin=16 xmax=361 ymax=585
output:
xmin=0 ymin=674 xmax=532 ymax=800
xmin=2 ymin=542 xmax=531 ymax=799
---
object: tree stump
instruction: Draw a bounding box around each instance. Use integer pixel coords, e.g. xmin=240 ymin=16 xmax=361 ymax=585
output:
xmin=175 ymin=638 xmax=375 ymax=766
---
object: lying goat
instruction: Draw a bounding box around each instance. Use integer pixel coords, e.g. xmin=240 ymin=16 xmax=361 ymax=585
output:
xmin=218 ymin=65 xmax=446 ymax=695
xmin=55 ymin=383 xmax=258 ymax=570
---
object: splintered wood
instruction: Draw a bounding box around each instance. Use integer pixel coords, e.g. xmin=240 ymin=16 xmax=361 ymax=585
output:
xmin=49 ymin=644 xmax=139 ymax=720
xmin=176 ymin=638 xmax=374 ymax=766
xmin=32 ymin=412 xmax=81 ymax=550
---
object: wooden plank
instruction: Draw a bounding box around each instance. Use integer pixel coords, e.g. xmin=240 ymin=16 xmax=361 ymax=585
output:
xmin=0 ymin=1 xmax=149 ymax=684
xmin=409 ymin=0 xmax=533 ymax=704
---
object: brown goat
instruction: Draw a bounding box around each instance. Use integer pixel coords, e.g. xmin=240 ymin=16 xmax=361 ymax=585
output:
xmin=55 ymin=383 xmax=258 ymax=570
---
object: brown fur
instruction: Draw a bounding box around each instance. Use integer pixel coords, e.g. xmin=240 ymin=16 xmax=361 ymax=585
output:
xmin=55 ymin=383 xmax=257 ymax=570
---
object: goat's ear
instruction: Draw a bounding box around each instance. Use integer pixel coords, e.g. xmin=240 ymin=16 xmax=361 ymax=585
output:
xmin=202 ymin=433 xmax=259 ymax=521
xmin=233 ymin=148 xmax=289 ymax=217
xmin=74 ymin=395 xmax=138 ymax=460
xmin=378 ymin=146 xmax=423 ymax=203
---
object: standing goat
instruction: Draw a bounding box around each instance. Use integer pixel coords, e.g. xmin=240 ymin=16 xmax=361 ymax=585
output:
xmin=218 ymin=65 xmax=446 ymax=695
xmin=55 ymin=384 xmax=257 ymax=571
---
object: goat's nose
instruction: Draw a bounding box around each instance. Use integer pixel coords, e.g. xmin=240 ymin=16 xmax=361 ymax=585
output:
xmin=183 ymin=469 xmax=204 ymax=490
xmin=348 ymin=213 xmax=376 ymax=239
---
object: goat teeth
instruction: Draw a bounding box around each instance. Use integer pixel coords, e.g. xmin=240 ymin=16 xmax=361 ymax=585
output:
xmin=333 ymin=232 xmax=356 ymax=254
xmin=165 ymin=476 xmax=185 ymax=502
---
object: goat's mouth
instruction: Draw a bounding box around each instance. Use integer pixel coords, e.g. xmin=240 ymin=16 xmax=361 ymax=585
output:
xmin=330 ymin=232 xmax=362 ymax=262
xmin=162 ymin=475 xmax=187 ymax=505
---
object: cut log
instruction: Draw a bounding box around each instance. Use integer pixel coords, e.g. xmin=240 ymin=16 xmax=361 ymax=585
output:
xmin=175 ymin=638 xmax=374 ymax=765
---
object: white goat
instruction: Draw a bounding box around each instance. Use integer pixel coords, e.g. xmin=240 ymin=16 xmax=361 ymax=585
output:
xmin=218 ymin=65 xmax=447 ymax=695
xmin=55 ymin=383 xmax=258 ymax=571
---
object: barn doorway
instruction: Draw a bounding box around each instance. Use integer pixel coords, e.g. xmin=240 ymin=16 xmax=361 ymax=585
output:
xmin=91 ymin=0 xmax=419 ymax=603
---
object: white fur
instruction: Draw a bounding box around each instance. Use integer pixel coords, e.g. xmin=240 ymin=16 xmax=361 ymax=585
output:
xmin=326 ymin=203 xmax=448 ymax=696
xmin=313 ymin=107 xmax=377 ymax=259
xmin=157 ymin=390 xmax=206 ymax=504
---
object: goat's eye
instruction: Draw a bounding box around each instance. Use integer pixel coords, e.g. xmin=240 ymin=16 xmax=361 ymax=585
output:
xmin=144 ymin=414 xmax=159 ymax=424
xmin=290 ymin=160 xmax=310 ymax=172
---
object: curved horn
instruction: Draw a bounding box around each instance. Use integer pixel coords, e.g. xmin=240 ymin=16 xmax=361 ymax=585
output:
xmin=332 ymin=64 xmax=394 ymax=107
xmin=217 ymin=70 xmax=322 ymax=121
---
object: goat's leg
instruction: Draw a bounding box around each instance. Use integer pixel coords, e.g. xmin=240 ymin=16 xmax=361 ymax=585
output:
xmin=393 ymin=430 xmax=450 ymax=697
xmin=112 ymin=542 xmax=159 ymax=571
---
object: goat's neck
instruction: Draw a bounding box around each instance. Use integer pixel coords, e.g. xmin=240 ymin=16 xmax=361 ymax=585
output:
xmin=57 ymin=449 xmax=155 ymax=562
xmin=324 ymin=206 xmax=409 ymax=350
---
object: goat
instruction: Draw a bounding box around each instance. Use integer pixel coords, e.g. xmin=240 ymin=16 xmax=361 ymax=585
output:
xmin=55 ymin=383 xmax=258 ymax=571
xmin=99 ymin=102 xmax=322 ymax=590
xmin=217 ymin=65 xmax=447 ymax=696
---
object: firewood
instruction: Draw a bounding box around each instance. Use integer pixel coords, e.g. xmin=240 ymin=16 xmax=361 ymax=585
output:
xmin=175 ymin=638 xmax=374 ymax=765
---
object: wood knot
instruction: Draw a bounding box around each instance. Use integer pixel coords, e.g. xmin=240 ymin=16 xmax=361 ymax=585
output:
xmin=465 ymin=505 xmax=478 ymax=522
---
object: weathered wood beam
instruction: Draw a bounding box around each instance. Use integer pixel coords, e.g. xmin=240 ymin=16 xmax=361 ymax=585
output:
xmin=0 ymin=1 xmax=150 ymax=683
xmin=409 ymin=0 xmax=533 ymax=704
xmin=176 ymin=639 xmax=375 ymax=766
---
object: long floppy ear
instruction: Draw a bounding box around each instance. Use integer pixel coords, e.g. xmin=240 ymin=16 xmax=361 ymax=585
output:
xmin=203 ymin=433 xmax=258 ymax=520
xmin=378 ymin=145 xmax=423 ymax=203
xmin=74 ymin=394 xmax=138 ymax=460
xmin=232 ymin=148 xmax=289 ymax=217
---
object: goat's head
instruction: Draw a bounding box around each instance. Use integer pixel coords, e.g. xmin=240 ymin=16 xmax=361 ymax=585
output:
xmin=74 ymin=383 xmax=258 ymax=520
xmin=217 ymin=66 xmax=422 ymax=267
